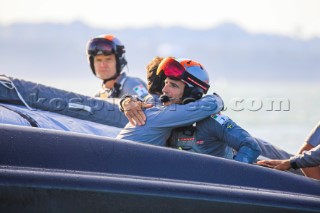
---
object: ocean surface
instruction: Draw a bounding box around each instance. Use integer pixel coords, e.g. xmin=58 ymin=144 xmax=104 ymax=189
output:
xmin=15 ymin=77 xmax=319 ymax=155
xmin=212 ymin=80 xmax=319 ymax=154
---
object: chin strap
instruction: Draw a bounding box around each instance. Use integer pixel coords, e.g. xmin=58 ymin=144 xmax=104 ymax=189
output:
xmin=109 ymin=82 xmax=121 ymax=98
xmin=102 ymin=72 xmax=120 ymax=85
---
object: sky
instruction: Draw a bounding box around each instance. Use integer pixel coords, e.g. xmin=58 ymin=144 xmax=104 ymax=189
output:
xmin=0 ymin=0 xmax=319 ymax=152
xmin=1 ymin=0 xmax=320 ymax=39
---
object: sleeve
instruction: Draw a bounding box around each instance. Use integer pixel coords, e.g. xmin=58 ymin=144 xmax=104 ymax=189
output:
xmin=147 ymin=94 xmax=224 ymax=128
xmin=1 ymin=75 xmax=128 ymax=127
xmin=290 ymin=144 xmax=320 ymax=168
xmin=207 ymin=115 xmax=261 ymax=163
xmin=305 ymin=122 xmax=320 ymax=147
xmin=254 ymin=137 xmax=293 ymax=160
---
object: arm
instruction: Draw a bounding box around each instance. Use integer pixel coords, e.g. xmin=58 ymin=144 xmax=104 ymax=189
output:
xmin=119 ymin=96 xmax=152 ymax=126
xmin=302 ymin=121 xmax=320 ymax=148
xmin=256 ymin=159 xmax=292 ymax=170
xmin=1 ymin=75 xmax=129 ymax=127
xmin=257 ymin=145 xmax=320 ymax=172
xmin=296 ymin=122 xmax=320 ymax=179
xmin=257 ymin=123 xmax=320 ymax=179
xmin=291 ymin=144 xmax=320 ymax=168
xmin=209 ymin=114 xmax=261 ymax=163
xmin=254 ymin=138 xmax=293 ymax=160
xmin=147 ymin=94 xmax=224 ymax=128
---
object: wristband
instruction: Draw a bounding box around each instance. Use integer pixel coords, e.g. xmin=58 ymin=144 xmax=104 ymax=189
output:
xmin=290 ymin=160 xmax=299 ymax=170
xmin=119 ymin=95 xmax=133 ymax=112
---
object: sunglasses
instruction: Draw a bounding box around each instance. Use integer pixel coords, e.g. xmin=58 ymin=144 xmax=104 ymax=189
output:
xmin=156 ymin=57 xmax=210 ymax=93
xmin=87 ymin=38 xmax=115 ymax=56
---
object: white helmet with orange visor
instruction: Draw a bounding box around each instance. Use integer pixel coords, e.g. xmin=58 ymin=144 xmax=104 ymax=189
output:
xmin=156 ymin=57 xmax=210 ymax=103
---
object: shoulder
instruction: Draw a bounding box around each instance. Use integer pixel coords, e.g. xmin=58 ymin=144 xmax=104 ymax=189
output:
xmin=197 ymin=112 xmax=238 ymax=131
xmin=305 ymin=121 xmax=320 ymax=146
xmin=121 ymin=75 xmax=148 ymax=99
xmin=123 ymin=74 xmax=146 ymax=86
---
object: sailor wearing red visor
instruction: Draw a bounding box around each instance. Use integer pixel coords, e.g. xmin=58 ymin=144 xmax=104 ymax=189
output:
xmin=117 ymin=57 xmax=224 ymax=146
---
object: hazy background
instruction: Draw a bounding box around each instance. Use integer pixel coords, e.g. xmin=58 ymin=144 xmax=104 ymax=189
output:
xmin=0 ymin=0 xmax=319 ymax=154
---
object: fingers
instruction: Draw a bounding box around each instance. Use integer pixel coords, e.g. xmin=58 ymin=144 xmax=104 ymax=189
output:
xmin=125 ymin=111 xmax=145 ymax=126
xmin=130 ymin=112 xmax=145 ymax=126
xmin=135 ymin=110 xmax=146 ymax=125
xmin=124 ymin=111 xmax=134 ymax=125
xmin=128 ymin=116 xmax=136 ymax=126
xmin=256 ymin=160 xmax=278 ymax=168
xmin=123 ymin=100 xmax=150 ymax=126
xmin=256 ymin=161 xmax=273 ymax=168
xmin=141 ymin=103 xmax=153 ymax=109
xmin=258 ymin=160 xmax=291 ymax=171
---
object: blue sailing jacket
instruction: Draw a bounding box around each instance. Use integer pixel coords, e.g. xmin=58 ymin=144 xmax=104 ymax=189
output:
xmin=116 ymin=94 xmax=224 ymax=146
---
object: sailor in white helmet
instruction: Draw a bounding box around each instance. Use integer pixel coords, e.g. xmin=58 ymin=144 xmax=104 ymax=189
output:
xmin=120 ymin=56 xmax=262 ymax=164
xmin=86 ymin=34 xmax=148 ymax=99
xmin=117 ymin=57 xmax=224 ymax=146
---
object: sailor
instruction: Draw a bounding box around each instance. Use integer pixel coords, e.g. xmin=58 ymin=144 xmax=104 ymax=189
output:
xmin=117 ymin=57 xmax=224 ymax=146
xmin=257 ymin=121 xmax=320 ymax=180
xmin=297 ymin=121 xmax=320 ymax=178
xmin=86 ymin=34 xmax=148 ymax=99
xmin=120 ymin=56 xmax=262 ymax=164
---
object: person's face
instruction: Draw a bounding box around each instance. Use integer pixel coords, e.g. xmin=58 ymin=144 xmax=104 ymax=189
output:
xmin=161 ymin=77 xmax=185 ymax=106
xmin=94 ymin=54 xmax=117 ymax=79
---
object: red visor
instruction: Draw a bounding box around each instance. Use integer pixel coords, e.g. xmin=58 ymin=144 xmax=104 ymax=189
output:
xmin=156 ymin=57 xmax=210 ymax=93
xmin=156 ymin=57 xmax=184 ymax=78
xmin=87 ymin=38 xmax=115 ymax=56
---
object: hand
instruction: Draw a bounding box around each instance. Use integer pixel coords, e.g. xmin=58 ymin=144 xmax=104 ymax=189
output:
xmin=256 ymin=159 xmax=291 ymax=171
xmin=123 ymin=98 xmax=153 ymax=126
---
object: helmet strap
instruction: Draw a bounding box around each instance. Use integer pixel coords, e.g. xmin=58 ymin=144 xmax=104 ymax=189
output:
xmin=102 ymin=72 xmax=120 ymax=85
xmin=108 ymin=82 xmax=122 ymax=98
xmin=181 ymin=86 xmax=204 ymax=105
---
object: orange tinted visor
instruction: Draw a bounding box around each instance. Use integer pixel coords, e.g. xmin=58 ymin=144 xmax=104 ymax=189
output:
xmin=156 ymin=57 xmax=210 ymax=93
xmin=156 ymin=57 xmax=185 ymax=78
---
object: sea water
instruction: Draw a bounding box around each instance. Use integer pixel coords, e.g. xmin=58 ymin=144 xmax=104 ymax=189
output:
xmin=213 ymin=80 xmax=319 ymax=154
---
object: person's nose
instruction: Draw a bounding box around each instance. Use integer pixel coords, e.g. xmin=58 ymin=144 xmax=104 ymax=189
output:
xmin=101 ymin=61 xmax=108 ymax=67
xmin=162 ymin=84 xmax=169 ymax=94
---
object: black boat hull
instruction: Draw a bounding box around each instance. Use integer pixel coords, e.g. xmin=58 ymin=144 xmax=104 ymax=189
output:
xmin=0 ymin=124 xmax=319 ymax=212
